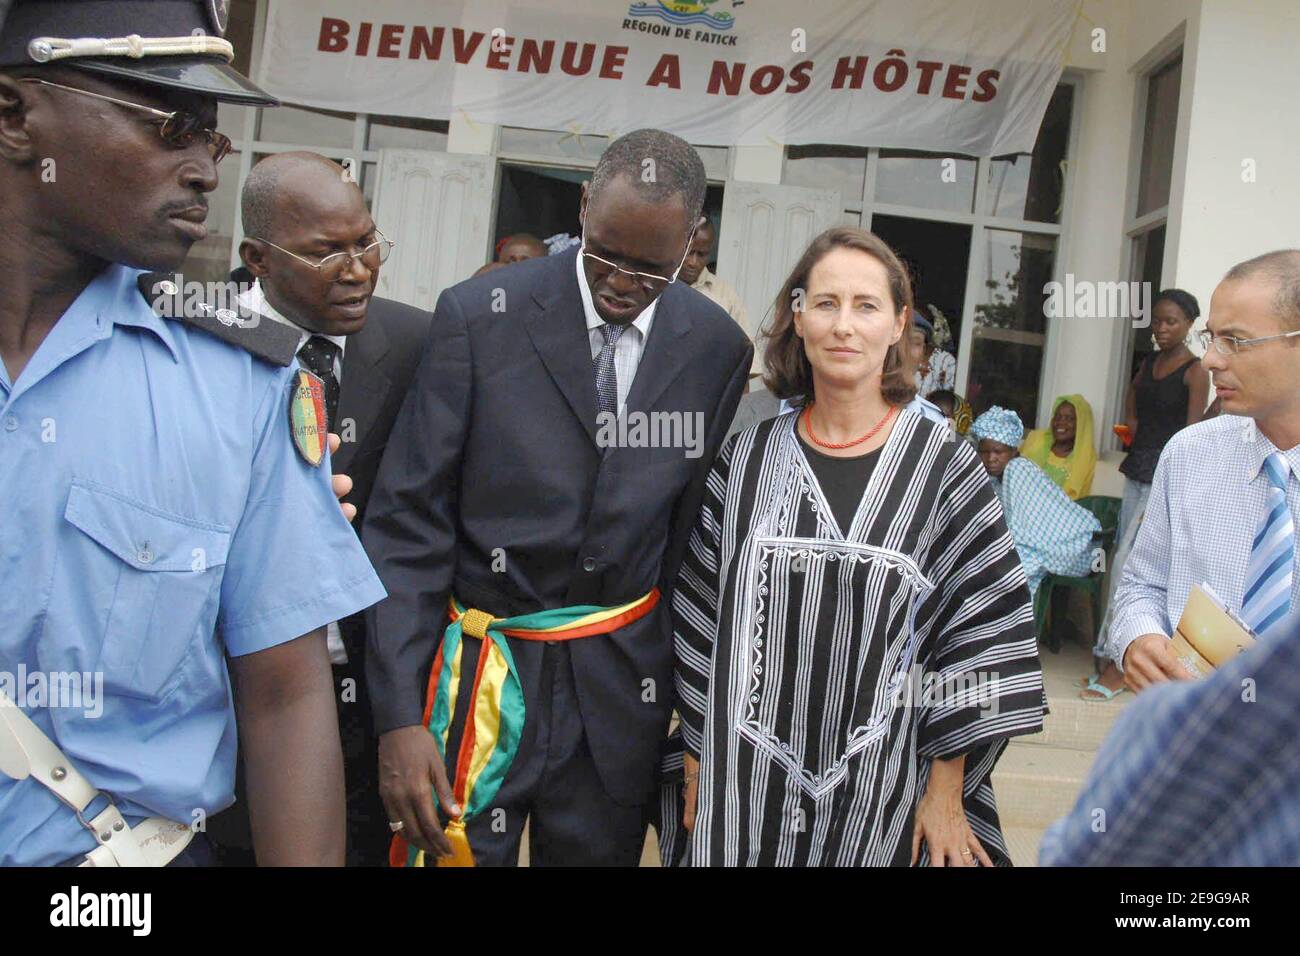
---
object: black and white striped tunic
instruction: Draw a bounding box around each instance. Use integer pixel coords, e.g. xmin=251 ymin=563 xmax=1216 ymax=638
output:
xmin=673 ymin=409 xmax=1043 ymax=866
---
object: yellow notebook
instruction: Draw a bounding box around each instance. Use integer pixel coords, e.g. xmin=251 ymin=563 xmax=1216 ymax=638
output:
xmin=1169 ymin=584 xmax=1257 ymax=679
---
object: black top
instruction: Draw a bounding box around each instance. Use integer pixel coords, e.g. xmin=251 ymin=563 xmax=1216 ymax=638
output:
xmin=1120 ymin=354 xmax=1197 ymax=484
xmin=798 ymin=432 xmax=885 ymax=532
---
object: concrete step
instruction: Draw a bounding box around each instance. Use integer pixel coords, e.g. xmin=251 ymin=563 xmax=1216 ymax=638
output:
xmin=1002 ymin=825 xmax=1043 ymax=868
xmin=992 ymin=739 xmax=1097 ymax=830
xmin=1026 ymin=636 xmax=1132 ymax=752
xmin=1024 ymin=687 xmax=1130 ymax=752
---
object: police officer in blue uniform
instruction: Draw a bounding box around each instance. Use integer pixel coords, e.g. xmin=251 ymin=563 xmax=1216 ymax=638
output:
xmin=0 ymin=1 xmax=386 ymax=866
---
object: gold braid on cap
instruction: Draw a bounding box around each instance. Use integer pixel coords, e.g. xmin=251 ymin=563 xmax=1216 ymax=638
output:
xmin=27 ymin=34 xmax=235 ymax=64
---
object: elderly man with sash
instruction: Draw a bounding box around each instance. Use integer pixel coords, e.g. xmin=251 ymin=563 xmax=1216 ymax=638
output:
xmin=364 ymin=129 xmax=752 ymax=867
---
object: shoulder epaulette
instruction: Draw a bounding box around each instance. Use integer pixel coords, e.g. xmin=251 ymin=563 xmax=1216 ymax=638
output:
xmin=137 ymin=272 xmax=300 ymax=367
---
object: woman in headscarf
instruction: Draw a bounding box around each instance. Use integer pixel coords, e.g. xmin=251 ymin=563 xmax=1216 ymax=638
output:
xmin=971 ymin=407 xmax=1100 ymax=598
xmin=1021 ymin=395 xmax=1097 ymax=500
xmin=673 ymin=227 xmax=1043 ymax=867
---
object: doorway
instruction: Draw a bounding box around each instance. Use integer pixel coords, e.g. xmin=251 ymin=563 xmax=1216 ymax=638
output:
xmin=870 ymin=213 xmax=973 ymax=401
xmin=493 ymin=162 xmax=725 ymax=269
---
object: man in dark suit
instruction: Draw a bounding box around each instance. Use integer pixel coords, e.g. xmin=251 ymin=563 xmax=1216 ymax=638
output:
xmin=365 ymin=129 xmax=752 ymax=866
xmin=209 ymin=151 xmax=432 ymax=866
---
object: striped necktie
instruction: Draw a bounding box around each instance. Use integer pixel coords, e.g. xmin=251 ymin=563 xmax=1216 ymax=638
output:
xmin=593 ymin=322 xmax=626 ymax=420
xmin=1240 ymin=451 xmax=1294 ymax=636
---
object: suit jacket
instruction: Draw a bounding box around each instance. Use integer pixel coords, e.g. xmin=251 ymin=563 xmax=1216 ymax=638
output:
xmin=331 ymin=297 xmax=433 ymax=665
xmin=363 ymin=248 xmax=752 ymax=804
xmin=230 ymin=267 xmax=433 ymax=664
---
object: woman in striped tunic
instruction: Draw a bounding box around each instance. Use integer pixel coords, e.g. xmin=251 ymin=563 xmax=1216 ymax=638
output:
xmin=673 ymin=228 xmax=1044 ymax=866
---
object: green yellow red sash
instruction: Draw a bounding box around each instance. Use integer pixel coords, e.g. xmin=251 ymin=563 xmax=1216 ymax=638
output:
xmin=390 ymin=588 xmax=660 ymax=868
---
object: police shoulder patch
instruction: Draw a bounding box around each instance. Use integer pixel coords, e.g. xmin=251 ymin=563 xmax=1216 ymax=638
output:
xmin=287 ymin=369 xmax=329 ymax=467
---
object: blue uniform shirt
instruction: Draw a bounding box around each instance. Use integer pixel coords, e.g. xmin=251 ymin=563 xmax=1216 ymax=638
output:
xmin=0 ymin=264 xmax=387 ymax=866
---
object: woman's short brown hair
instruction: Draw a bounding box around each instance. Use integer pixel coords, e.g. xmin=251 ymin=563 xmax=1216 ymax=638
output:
xmin=762 ymin=226 xmax=918 ymax=407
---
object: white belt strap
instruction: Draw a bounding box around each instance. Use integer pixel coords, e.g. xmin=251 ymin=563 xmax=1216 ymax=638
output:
xmin=0 ymin=690 xmax=193 ymax=867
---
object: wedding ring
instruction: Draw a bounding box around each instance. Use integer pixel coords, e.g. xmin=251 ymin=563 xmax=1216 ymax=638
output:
xmin=388 ymin=820 xmax=405 ymax=833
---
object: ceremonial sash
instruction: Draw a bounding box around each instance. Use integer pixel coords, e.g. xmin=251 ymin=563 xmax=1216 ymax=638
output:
xmin=391 ymin=588 xmax=661 ymax=868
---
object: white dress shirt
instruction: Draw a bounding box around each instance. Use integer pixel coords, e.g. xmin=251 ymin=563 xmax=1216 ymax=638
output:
xmin=1108 ymin=414 xmax=1300 ymax=669
xmin=575 ymin=252 xmax=657 ymax=415
xmin=238 ymin=279 xmax=351 ymax=666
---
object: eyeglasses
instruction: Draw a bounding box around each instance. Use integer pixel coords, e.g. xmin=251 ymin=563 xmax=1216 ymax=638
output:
xmin=20 ymin=78 xmax=232 ymax=164
xmin=1196 ymin=328 xmax=1300 ymax=355
xmin=253 ymin=230 xmax=395 ymax=282
xmin=580 ymin=224 xmax=695 ymax=295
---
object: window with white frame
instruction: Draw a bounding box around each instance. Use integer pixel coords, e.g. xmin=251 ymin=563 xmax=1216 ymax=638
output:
xmin=1100 ymin=47 xmax=1182 ymax=449
xmin=1123 ymin=54 xmax=1181 ymax=379
xmin=179 ymin=0 xmax=451 ymax=284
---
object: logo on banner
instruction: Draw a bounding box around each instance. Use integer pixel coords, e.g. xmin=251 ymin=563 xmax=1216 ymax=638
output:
xmin=628 ymin=1 xmax=736 ymax=32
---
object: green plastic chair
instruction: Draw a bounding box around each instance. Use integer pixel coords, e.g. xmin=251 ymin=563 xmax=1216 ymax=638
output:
xmin=1033 ymin=494 xmax=1123 ymax=653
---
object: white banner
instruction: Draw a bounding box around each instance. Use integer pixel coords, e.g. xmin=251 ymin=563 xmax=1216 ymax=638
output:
xmin=259 ymin=0 xmax=1079 ymax=155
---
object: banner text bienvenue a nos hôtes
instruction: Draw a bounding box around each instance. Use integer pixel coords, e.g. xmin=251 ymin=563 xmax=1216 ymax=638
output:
xmin=259 ymin=0 xmax=1080 ymax=155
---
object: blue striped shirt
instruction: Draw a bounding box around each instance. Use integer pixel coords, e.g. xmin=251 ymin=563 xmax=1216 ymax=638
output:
xmin=1106 ymin=415 xmax=1300 ymax=669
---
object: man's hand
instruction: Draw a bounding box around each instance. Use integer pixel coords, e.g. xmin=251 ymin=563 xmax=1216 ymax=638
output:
xmin=327 ymin=433 xmax=356 ymax=523
xmin=683 ymin=753 xmax=700 ymax=832
xmin=378 ymin=725 xmax=460 ymax=857
xmin=1122 ymin=633 xmax=1193 ymax=692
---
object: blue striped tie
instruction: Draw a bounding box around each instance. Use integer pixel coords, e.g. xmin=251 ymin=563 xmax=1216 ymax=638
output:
xmin=1240 ymin=452 xmax=1294 ymax=636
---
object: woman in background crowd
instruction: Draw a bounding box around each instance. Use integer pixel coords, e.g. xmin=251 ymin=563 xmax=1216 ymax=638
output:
xmin=1084 ymin=289 xmax=1210 ymax=700
xmin=1021 ymin=395 xmax=1097 ymax=500
xmin=972 ymin=407 xmax=1100 ymax=599
xmin=674 ymin=227 xmax=1042 ymax=867
xmin=911 ymin=314 xmax=957 ymax=396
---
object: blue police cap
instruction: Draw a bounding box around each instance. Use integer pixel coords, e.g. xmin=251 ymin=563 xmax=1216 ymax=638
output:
xmin=0 ymin=0 xmax=277 ymax=106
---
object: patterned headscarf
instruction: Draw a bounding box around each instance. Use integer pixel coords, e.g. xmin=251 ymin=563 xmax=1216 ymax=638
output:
xmin=953 ymin=395 xmax=974 ymax=436
xmin=970 ymin=406 xmax=1025 ymax=448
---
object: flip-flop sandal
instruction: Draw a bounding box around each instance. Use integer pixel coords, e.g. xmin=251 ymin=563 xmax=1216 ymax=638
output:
xmin=1080 ymin=678 xmax=1128 ymax=702
xmin=1076 ymin=673 xmax=1100 ymax=689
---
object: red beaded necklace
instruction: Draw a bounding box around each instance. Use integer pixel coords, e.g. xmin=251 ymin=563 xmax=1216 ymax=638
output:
xmin=803 ymin=402 xmax=897 ymax=450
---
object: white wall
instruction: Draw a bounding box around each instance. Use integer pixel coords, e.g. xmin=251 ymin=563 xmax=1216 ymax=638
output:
xmin=1047 ymin=2 xmax=1142 ymax=438
xmin=1169 ymin=0 xmax=1300 ymax=320
xmin=1045 ymin=0 xmax=1202 ymax=496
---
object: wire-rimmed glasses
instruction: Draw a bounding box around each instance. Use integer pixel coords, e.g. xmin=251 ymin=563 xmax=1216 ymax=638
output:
xmin=579 ymin=224 xmax=696 ymax=295
xmin=19 ymin=78 xmax=232 ymax=164
xmin=1196 ymin=327 xmax=1300 ymax=355
xmin=253 ymin=230 xmax=395 ymax=282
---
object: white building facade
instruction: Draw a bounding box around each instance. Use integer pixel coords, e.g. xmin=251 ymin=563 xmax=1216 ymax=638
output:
xmin=190 ymin=0 xmax=1300 ymax=492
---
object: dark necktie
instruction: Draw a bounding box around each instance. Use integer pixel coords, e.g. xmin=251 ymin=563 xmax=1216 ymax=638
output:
xmin=593 ymin=323 xmax=626 ymax=420
xmin=298 ymin=335 xmax=341 ymax=429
